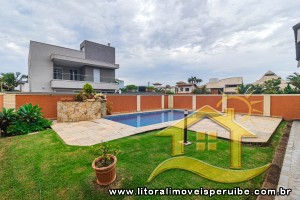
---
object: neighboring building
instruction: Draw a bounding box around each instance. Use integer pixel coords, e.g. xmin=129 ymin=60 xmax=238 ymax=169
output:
xmin=19 ymin=82 xmax=29 ymax=92
xmin=28 ymin=40 xmax=119 ymax=93
xmin=293 ymin=23 xmax=300 ymax=67
xmin=253 ymin=70 xmax=288 ymax=89
xmin=176 ymin=81 xmax=195 ymax=94
xmin=164 ymin=85 xmax=176 ymax=94
xmin=153 ymin=82 xmax=163 ymax=89
xmin=206 ymin=77 xmax=243 ymax=94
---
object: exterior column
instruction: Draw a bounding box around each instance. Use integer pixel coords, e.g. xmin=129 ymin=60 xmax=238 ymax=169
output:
xmin=263 ymin=95 xmax=271 ymax=117
xmin=168 ymin=95 xmax=173 ymax=109
xmin=192 ymin=95 xmax=196 ymax=110
xmin=161 ymin=95 xmax=164 ymax=109
xmin=3 ymin=94 xmax=16 ymax=109
xmin=137 ymin=95 xmax=141 ymax=112
xmin=222 ymin=95 xmax=227 ymax=112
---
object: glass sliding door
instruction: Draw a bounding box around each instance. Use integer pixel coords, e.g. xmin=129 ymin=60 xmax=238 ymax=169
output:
xmin=93 ymin=68 xmax=100 ymax=82
xmin=70 ymin=70 xmax=78 ymax=80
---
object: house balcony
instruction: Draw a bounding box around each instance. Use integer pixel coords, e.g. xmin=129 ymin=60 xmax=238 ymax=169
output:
xmin=51 ymin=73 xmax=118 ymax=91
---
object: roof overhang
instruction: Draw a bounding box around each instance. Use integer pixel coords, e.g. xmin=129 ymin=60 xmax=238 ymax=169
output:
xmin=176 ymin=84 xmax=194 ymax=87
xmin=50 ymin=54 xmax=119 ymax=69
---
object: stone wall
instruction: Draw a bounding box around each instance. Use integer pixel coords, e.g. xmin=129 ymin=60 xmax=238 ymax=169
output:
xmin=57 ymin=101 xmax=104 ymax=122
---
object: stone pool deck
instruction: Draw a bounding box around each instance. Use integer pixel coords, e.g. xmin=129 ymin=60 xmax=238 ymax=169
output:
xmin=51 ymin=114 xmax=282 ymax=146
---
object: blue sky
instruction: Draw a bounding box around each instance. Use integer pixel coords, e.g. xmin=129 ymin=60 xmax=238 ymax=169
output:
xmin=0 ymin=0 xmax=299 ymax=86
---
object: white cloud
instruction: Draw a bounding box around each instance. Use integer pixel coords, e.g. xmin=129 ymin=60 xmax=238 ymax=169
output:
xmin=0 ymin=0 xmax=299 ymax=85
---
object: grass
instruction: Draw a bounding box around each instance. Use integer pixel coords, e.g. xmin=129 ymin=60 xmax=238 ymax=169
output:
xmin=0 ymin=121 xmax=288 ymax=200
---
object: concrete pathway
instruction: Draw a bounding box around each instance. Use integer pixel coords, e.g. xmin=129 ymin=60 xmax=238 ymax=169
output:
xmin=276 ymin=121 xmax=300 ymax=199
xmin=51 ymin=114 xmax=282 ymax=146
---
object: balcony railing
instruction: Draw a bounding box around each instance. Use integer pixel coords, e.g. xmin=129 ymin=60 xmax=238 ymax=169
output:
xmin=53 ymin=72 xmax=117 ymax=83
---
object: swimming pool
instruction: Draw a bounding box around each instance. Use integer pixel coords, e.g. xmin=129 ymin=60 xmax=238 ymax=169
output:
xmin=104 ymin=110 xmax=192 ymax=127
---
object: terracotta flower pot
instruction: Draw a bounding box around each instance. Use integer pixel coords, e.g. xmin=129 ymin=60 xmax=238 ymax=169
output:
xmin=92 ymin=155 xmax=117 ymax=185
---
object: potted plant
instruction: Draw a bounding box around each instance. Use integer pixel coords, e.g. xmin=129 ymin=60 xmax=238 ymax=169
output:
xmin=92 ymin=142 xmax=120 ymax=185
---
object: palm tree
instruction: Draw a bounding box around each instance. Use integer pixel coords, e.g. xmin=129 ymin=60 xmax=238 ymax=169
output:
xmin=237 ymin=83 xmax=252 ymax=94
xmin=287 ymin=72 xmax=300 ymax=91
xmin=0 ymin=72 xmax=27 ymax=91
xmin=188 ymin=76 xmax=202 ymax=85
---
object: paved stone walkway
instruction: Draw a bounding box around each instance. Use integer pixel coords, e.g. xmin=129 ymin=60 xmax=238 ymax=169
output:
xmin=189 ymin=114 xmax=282 ymax=143
xmin=51 ymin=118 xmax=179 ymax=146
xmin=276 ymin=121 xmax=300 ymax=199
xmin=51 ymin=114 xmax=282 ymax=146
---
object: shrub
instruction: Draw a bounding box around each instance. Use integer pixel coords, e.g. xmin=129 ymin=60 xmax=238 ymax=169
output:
xmin=91 ymin=142 xmax=120 ymax=167
xmin=0 ymin=108 xmax=16 ymax=136
xmin=73 ymin=83 xmax=106 ymax=102
xmin=165 ymin=91 xmax=175 ymax=94
xmin=7 ymin=117 xmax=52 ymax=135
xmin=17 ymin=103 xmax=42 ymax=123
xmin=120 ymin=88 xmax=127 ymax=93
xmin=83 ymin=83 xmax=94 ymax=95
xmin=74 ymin=91 xmax=85 ymax=102
xmin=0 ymin=104 xmax=52 ymax=136
xmin=146 ymin=86 xmax=155 ymax=92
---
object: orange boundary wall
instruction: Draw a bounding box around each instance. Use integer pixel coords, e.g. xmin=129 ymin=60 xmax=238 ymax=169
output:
xmin=106 ymin=95 xmax=137 ymax=114
xmin=0 ymin=94 xmax=3 ymax=110
xmin=15 ymin=94 xmax=73 ymax=119
xmin=9 ymin=94 xmax=300 ymax=120
xmin=227 ymin=95 xmax=264 ymax=115
xmin=173 ymin=96 xmax=193 ymax=109
xmin=196 ymin=95 xmax=222 ymax=111
xmin=271 ymin=96 xmax=300 ymax=120
xmin=140 ymin=96 xmax=161 ymax=111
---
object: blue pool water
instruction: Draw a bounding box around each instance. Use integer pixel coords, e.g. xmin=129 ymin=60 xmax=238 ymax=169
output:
xmin=105 ymin=110 xmax=192 ymax=127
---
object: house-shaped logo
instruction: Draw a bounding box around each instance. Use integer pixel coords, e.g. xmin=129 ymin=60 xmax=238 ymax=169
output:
xmin=148 ymin=106 xmax=271 ymax=183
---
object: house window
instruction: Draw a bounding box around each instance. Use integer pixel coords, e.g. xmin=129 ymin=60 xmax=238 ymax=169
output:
xmin=81 ymin=46 xmax=85 ymax=51
xmin=53 ymin=68 xmax=62 ymax=79
xmin=226 ymin=84 xmax=238 ymax=87
xmin=70 ymin=70 xmax=78 ymax=80
xmin=185 ymin=88 xmax=190 ymax=92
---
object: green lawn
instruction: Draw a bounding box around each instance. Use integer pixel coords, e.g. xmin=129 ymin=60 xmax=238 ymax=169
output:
xmin=0 ymin=121 xmax=288 ymax=200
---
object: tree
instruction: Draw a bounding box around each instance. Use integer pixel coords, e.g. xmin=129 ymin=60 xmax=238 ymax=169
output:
xmin=0 ymin=72 xmax=27 ymax=91
xmin=237 ymin=83 xmax=252 ymax=94
xmin=262 ymin=78 xmax=282 ymax=94
xmin=287 ymin=72 xmax=300 ymax=92
xmin=125 ymin=85 xmax=138 ymax=92
xmin=188 ymin=76 xmax=202 ymax=85
xmin=283 ymin=84 xmax=298 ymax=94
xmin=192 ymin=85 xmax=209 ymax=94
xmin=248 ymin=84 xmax=264 ymax=94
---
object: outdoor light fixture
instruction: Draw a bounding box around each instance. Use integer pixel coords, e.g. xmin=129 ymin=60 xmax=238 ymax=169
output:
xmin=184 ymin=110 xmax=192 ymax=145
xmin=293 ymin=23 xmax=300 ymax=67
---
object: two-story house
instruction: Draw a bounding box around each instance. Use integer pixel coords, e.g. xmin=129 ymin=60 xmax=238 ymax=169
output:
xmin=28 ymin=40 xmax=119 ymax=93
